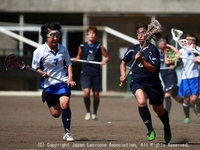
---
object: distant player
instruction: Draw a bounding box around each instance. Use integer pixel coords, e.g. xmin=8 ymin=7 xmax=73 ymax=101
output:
xmin=171 ymin=33 xmax=200 ymax=123
xmin=119 ymin=22 xmax=171 ymax=143
xmin=72 ymin=26 xmax=109 ymax=120
xmin=158 ymin=38 xmax=183 ymax=114
xmin=32 ymin=22 xmax=76 ymax=141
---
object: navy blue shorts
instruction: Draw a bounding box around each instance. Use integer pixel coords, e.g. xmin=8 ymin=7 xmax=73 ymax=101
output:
xmin=130 ymin=83 xmax=164 ymax=106
xmin=80 ymin=73 xmax=102 ymax=92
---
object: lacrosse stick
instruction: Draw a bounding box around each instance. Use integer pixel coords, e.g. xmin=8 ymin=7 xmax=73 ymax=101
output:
xmin=4 ymin=54 xmax=66 ymax=83
xmin=178 ymin=39 xmax=200 ymax=55
xmin=171 ymin=28 xmax=183 ymax=48
xmin=119 ymin=20 xmax=163 ymax=87
xmin=70 ymin=58 xmax=101 ymax=65
xmin=160 ymin=55 xmax=194 ymax=70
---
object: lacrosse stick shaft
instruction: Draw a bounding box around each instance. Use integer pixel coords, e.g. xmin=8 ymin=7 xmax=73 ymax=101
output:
xmin=160 ymin=67 xmax=170 ymax=70
xmin=119 ymin=41 xmax=147 ymax=87
xmin=178 ymin=39 xmax=200 ymax=55
xmin=71 ymin=58 xmax=101 ymax=65
xmin=28 ymin=67 xmax=66 ymax=83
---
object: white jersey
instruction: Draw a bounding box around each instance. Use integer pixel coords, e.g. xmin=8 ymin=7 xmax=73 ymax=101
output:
xmin=32 ymin=43 xmax=72 ymax=88
xmin=179 ymin=48 xmax=199 ymax=79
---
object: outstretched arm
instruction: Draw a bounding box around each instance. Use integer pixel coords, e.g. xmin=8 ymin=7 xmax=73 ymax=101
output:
xmin=166 ymin=44 xmax=182 ymax=59
xmin=100 ymin=46 xmax=109 ymax=66
xmin=72 ymin=46 xmax=82 ymax=62
xmin=119 ymin=60 xmax=127 ymax=84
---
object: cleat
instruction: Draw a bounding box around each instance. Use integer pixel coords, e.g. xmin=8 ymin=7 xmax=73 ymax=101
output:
xmin=63 ymin=132 xmax=75 ymax=142
xmin=164 ymin=125 xmax=172 ymax=143
xmin=147 ymin=130 xmax=156 ymax=141
xmin=183 ymin=118 xmax=190 ymax=124
xmin=84 ymin=112 xmax=91 ymax=120
xmin=92 ymin=114 xmax=98 ymax=120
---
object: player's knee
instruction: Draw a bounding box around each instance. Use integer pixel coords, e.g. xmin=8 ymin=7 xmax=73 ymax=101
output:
xmin=137 ymin=100 xmax=147 ymax=107
xmin=52 ymin=112 xmax=60 ymax=118
xmin=50 ymin=110 xmax=61 ymax=118
xmin=60 ymin=102 xmax=70 ymax=109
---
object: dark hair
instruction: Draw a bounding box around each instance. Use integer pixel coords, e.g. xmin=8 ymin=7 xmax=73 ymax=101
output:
xmin=185 ymin=33 xmax=197 ymax=44
xmin=136 ymin=22 xmax=148 ymax=30
xmin=158 ymin=38 xmax=167 ymax=44
xmin=40 ymin=22 xmax=62 ymax=38
xmin=86 ymin=26 xmax=98 ymax=35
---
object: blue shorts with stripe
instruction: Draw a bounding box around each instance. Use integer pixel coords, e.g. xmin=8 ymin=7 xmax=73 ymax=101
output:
xmin=179 ymin=77 xmax=199 ymax=97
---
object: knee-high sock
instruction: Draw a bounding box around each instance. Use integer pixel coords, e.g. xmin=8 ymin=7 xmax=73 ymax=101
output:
xmin=138 ymin=106 xmax=153 ymax=132
xmin=84 ymin=97 xmax=91 ymax=113
xmin=159 ymin=109 xmax=169 ymax=126
xmin=183 ymin=103 xmax=190 ymax=118
xmin=62 ymin=108 xmax=71 ymax=133
xmin=165 ymin=96 xmax=172 ymax=114
xmin=93 ymin=99 xmax=100 ymax=115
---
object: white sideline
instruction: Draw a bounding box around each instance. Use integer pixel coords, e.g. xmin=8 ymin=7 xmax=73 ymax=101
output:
xmin=0 ymin=90 xmax=127 ymax=97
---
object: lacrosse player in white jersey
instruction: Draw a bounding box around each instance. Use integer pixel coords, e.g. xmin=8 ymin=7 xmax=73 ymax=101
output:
xmin=32 ymin=22 xmax=76 ymax=141
xmin=172 ymin=33 xmax=200 ymax=123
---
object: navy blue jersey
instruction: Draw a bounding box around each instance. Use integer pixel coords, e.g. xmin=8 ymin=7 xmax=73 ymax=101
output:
xmin=123 ymin=43 xmax=162 ymax=87
xmin=80 ymin=42 xmax=102 ymax=75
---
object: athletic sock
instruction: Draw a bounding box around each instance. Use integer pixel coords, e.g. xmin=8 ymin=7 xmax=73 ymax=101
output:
xmin=159 ymin=109 xmax=169 ymax=126
xmin=138 ymin=106 xmax=154 ymax=132
xmin=62 ymin=108 xmax=71 ymax=133
xmin=165 ymin=97 xmax=172 ymax=114
xmin=84 ymin=97 xmax=91 ymax=113
xmin=183 ymin=103 xmax=190 ymax=118
xmin=93 ymin=99 xmax=100 ymax=114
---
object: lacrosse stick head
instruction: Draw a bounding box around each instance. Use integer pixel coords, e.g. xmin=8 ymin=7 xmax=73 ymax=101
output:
xmin=178 ymin=39 xmax=188 ymax=47
xmin=4 ymin=54 xmax=29 ymax=70
xmin=145 ymin=20 xmax=163 ymax=40
xmin=178 ymin=39 xmax=200 ymax=55
xmin=171 ymin=28 xmax=183 ymax=42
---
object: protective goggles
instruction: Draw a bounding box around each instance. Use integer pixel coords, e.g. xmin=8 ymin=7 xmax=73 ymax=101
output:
xmin=46 ymin=30 xmax=61 ymax=38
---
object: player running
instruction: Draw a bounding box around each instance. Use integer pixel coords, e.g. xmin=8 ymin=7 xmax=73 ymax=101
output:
xmin=31 ymin=22 xmax=76 ymax=141
xmin=158 ymin=38 xmax=183 ymax=115
xmin=170 ymin=33 xmax=200 ymax=123
xmin=119 ymin=22 xmax=171 ymax=143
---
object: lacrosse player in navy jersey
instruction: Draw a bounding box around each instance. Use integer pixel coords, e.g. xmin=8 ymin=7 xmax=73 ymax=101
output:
xmin=32 ymin=22 xmax=76 ymax=141
xmin=158 ymin=38 xmax=183 ymax=115
xmin=72 ymin=26 xmax=109 ymax=121
xmin=120 ymin=22 xmax=171 ymax=143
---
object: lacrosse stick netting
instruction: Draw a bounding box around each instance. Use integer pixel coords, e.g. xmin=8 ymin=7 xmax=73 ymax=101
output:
xmin=171 ymin=28 xmax=183 ymax=48
xmin=4 ymin=54 xmax=66 ymax=83
xmin=178 ymin=39 xmax=200 ymax=55
xmin=4 ymin=54 xmax=28 ymax=70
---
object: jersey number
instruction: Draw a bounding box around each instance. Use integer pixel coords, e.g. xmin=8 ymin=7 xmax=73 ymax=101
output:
xmin=54 ymin=58 xmax=59 ymax=66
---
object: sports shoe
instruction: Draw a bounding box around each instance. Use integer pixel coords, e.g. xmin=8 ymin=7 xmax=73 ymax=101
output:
xmin=194 ymin=104 xmax=200 ymax=115
xmin=63 ymin=132 xmax=75 ymax=142
xmin=92 ymin=114 xmax=98 ymax=120
xmin=84 ymin=112 xmax=91 ymax=120
xmin=164 ymin=125 xmax=172 ymax=143
xmin=183 ymin=118 xmax=190 ymax=124
xmin=147 ymin=130 xmax=156 ymax=141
